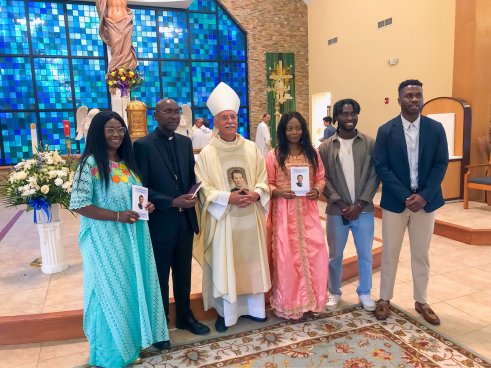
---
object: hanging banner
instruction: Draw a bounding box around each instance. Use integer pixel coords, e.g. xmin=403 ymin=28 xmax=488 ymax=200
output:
xmin=266 ymin=53 xmax=295 ymax=148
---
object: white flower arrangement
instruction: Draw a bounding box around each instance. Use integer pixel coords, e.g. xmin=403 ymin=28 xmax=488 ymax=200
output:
xmin=0 ymin=145 xmax=75 ymax=212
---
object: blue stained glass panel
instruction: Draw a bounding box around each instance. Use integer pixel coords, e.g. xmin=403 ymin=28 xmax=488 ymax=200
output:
xmin=159 ymin=11 xmax=188 ymax=59
xmin=72 ymin=58 xmax=108 ymax=109
xmin=66 ymin=4 xmax=104 ymax=57
xmin=0 ymin=0 xmax=29 ymax=55
xmin=191 ymin=62 xmax=218 ymax=108
xmin=218 ymin=8 xmax=246 ymax=61
xmin=29 ymin=1 xmax=68 ymax=56
xmin=188 ymin=0 xmax=216 ymax=12
xmin=162 ymin=61 xmax=191 ymax=106
xmin=39 ymin=111 xmax=78 ymax=155
xmin=136 ymin=60 xmax=160 ymax=108
xmin=147 ymin=109 xmax=157 ymax=132
xmin=220 ymin=62 xmax=246 ymax=106
xmin=0 ymin=57 xmax=35 ymax=110
xmin=132 ymin=9 xmax=157 ymax=59
xmin=34 ymin=58 xmax=72 ymax=109
xmin=0 ymin=112 xmax=36 ymax=164
xmin=189 ymin=13 xmax=217 ymax=60
xmin=237 ymin=107 xmax=248 ymax=139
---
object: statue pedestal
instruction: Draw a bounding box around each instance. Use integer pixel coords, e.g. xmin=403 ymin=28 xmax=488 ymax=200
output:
xmin=111 ymin=89 xmax=130 ymax=124
xmin=37 ymin=221 xmax=68 ymax=275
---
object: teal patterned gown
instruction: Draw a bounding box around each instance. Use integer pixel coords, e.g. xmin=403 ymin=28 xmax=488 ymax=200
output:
xmin=70 ymin=156 xmax=168 ymax=368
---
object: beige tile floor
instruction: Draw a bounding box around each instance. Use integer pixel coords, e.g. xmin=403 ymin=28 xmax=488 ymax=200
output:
xmin=1 ymin=202 xmax=491 ymax=367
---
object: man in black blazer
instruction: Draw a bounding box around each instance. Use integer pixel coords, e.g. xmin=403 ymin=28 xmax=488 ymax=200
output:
xmin=373 ymin=80 xmax=448 ymax=325
xmin=134 ymin=99 xmax=210 ymax=349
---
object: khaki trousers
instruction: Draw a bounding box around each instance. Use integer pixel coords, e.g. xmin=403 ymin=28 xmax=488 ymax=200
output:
xmin=380 ymin=208 xmax=436 ymax=304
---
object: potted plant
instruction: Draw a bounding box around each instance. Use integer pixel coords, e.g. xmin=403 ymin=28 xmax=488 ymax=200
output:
xmin=0 ymin=144 xmax=75 ymax=224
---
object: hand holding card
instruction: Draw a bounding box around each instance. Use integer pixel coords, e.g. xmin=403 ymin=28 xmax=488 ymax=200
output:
xmin=132 ymin=186 xmax=149 ymax=220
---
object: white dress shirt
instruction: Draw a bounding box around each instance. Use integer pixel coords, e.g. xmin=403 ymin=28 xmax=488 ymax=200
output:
xmin=338 ymin=137 xmax=356 ymax=204
xmin=401 ymin=114 xmax=420 ymax=189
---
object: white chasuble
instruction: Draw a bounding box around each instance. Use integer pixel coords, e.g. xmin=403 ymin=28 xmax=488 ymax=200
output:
xmin=194 ymin=134 xmax=271 ymax=326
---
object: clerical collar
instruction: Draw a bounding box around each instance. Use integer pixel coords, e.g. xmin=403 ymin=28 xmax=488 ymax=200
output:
xmin=157 ymin=127 xmax=174 ymax=141
xmin=219 ymin=135 xmax=237 ymax=145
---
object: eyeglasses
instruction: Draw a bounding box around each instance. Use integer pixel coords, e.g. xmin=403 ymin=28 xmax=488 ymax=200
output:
xmin=105 ymin=127 xmax=127 ymax=135
xmin=156 ymin=110 xmax=181 ymax=117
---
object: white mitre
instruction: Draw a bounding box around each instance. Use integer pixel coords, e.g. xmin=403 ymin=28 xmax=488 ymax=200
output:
xmin=207 ymin=82 xmax=240 ymax=138
xmin=207 ymin=82 xmax=240 ymax=117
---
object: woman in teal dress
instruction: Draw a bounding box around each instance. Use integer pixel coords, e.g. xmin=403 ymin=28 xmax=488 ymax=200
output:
xmin=70 ymin=111 xmax=168 ymax=368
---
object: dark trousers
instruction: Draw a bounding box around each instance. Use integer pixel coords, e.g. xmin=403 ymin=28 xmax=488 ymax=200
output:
xmin=150 ymin=211 xmax=194 ymax=322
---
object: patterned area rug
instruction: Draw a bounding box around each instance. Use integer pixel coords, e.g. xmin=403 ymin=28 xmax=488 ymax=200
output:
xmin=136 ymin=304 xmax=491 ymax=368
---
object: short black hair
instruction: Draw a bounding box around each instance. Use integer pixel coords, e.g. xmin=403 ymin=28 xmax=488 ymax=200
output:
xmin=231 ymin=169 xmax=243 ymax=179
xmin=263 ymin=113 xmax=269 ymax=118
xmin=323 ymin=116 xmax=332 ymax=123
xmin=297 ymin=174 xmax=303 ymax=178
xmin=139 ymin=195 xmax=144 ymax=199
xmin=332 ymin=99 xmax=361 ymax=123
xmin=398 ymin=79 xmax=423 ymax=94
xmin=203 ymin=119 xmax=210 ymax=128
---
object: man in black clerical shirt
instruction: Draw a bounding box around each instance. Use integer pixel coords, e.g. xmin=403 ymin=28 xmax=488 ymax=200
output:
xmin=134 ymin=99 xmax=210 ymax=350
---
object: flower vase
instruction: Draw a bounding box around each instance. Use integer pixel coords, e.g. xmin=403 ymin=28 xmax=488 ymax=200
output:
xmin=36 ymin=203 xmax=68 ymax=275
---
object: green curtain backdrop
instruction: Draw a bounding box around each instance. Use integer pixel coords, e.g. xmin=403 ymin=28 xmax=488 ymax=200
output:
xmin=266 ymin=53 xmax=295 ymax=148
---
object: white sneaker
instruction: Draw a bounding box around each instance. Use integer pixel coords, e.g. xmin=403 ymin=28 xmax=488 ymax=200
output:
xmin=325 ymin=293 xmax=341 ymax=311
xmin=359 ymin=294 xmax=376 ymax=311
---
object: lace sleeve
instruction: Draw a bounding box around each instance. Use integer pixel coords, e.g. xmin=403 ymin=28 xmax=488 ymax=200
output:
xmin=69 ymin=160 xmax=94 ymax=210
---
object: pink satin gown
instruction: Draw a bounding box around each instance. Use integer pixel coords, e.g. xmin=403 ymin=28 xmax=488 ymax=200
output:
xmin=266 ymin=150 xmax=328 ymax=319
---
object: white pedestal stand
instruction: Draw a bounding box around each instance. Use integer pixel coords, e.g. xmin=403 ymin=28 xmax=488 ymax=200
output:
xmin=35 ymin=204 xmax=68 ymax=275
xmin=37 ymin=221 xmax=68 ymax=274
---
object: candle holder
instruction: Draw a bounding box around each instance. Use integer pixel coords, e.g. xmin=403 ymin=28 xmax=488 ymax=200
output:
xmin=63 ymin=120 xmax=72 ymax=160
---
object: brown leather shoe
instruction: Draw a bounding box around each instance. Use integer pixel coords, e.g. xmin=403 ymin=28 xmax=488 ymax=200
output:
xmin=374 ymin=299 xmax=390 ymax=320
xmin=415 ymin=302 xmax=440 ymax=325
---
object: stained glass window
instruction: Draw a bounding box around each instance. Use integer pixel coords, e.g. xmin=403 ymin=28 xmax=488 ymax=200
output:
xmin=0 ymin=0 xmax=247 ymax=165
xmin=192 ymin=62 xmax=219 ymax=108
xmin=189 ymin=13 xmax=217 ymax=60
xmin=218 ymin=9 xmax=246 ymax=61
xmin=133 ymin=9 xmax=158 ymax=59
xmin=0 ymin=57 xmax=35 ymax=110
xmin=66 ymin=4 xmax=104 ymax=57
xmin=28 ymin=1 xmax=67 ymax=56
xmin=220 ymin=62 xmax=247 ymax=106
xmin=159 ymin=11 xmax=188 ymax=59
xmin=72 ymin=58 xmax=108 ymax=109
xmin=147 ymin=109 xmax=157 ymax=132
xmin=188 ymin=0 xmax=216 ymax=12
xmin=136 ymin=60 xmax=160 ymax=109
xmin=0 ymin=112 xmax=37 ymax=164
xmin=162 ymin=61 xmax=191 ymax=106
xmin=38 ymin=111 xmax=77 ymax=155
xmin=0 ymin=0 xmax=29 ymax=55
xmin=34 ymin=57 xmax=72 ymax=110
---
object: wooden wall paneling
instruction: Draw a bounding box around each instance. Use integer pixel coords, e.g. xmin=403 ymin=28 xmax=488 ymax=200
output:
xmin=422 ymin=97 xmax=472 ymax=198
xmin=441 ymin=160 xmax=462 ymax=199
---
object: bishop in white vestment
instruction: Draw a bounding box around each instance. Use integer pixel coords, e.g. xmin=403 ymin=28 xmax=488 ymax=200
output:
xmin=194 ymin=83 xmax=271 ymax=332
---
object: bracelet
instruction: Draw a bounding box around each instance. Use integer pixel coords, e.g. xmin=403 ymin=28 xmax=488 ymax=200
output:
xmin=356 ymin=202 xmax=363 ymax=209
xmin=116 ymin=212 xmax=120 ymax=222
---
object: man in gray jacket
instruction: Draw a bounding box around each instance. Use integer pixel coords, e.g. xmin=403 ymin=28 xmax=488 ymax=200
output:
xmin=319 ymin=98 xmax=380 ymax=312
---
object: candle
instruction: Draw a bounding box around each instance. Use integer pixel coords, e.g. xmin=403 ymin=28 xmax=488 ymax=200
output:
xmin=63 ymin=120 xmax=70 ymax=137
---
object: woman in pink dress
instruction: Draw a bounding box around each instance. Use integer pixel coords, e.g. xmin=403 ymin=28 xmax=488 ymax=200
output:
xmin=266 ymin=111 xmax=328 ymax=319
